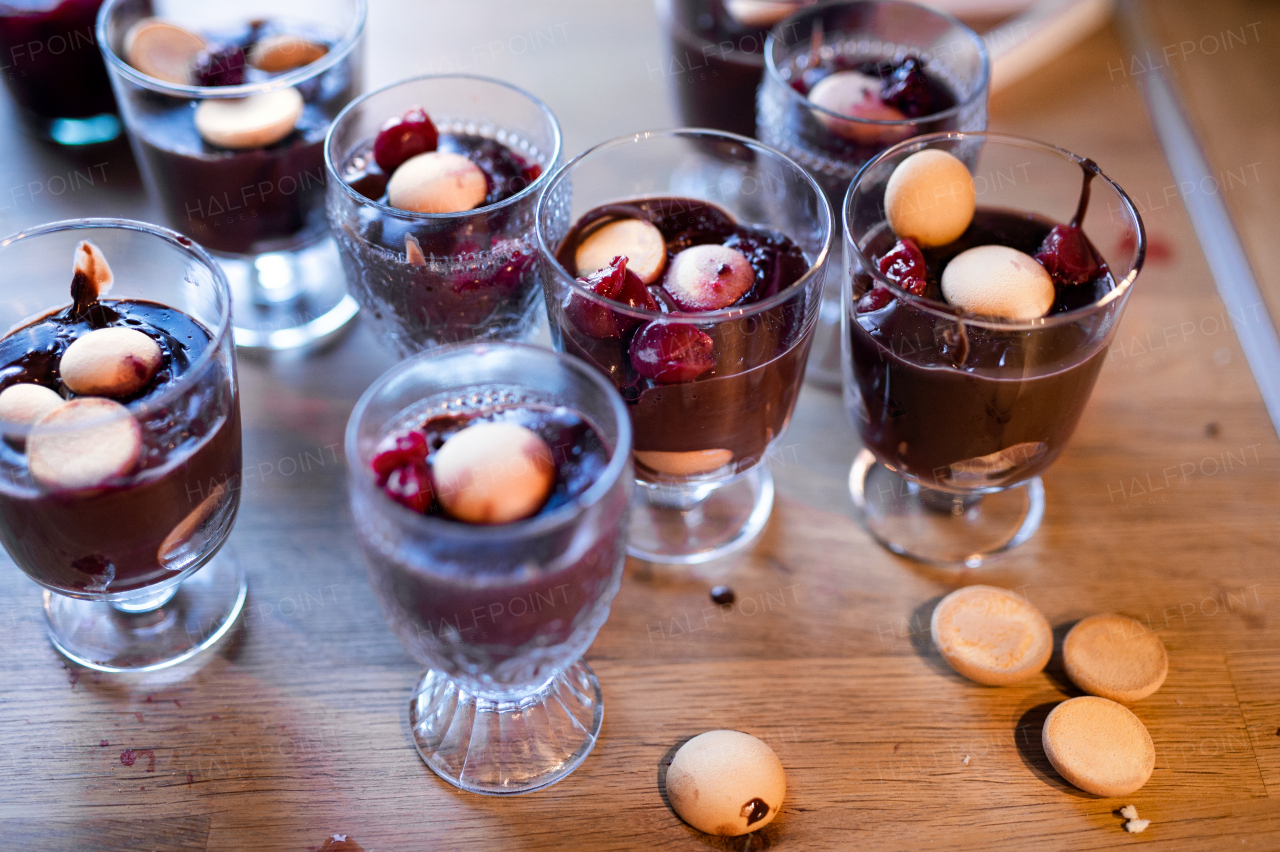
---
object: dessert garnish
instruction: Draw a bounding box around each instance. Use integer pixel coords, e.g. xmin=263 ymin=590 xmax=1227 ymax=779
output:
xmin=808 ymin=70 xmax=907 ymax=144
xmin=60 ymin=328 xmax=162 ymax=397
xmin=634 ymin=449 xmax=733 ymax=477
xmin=1062 ymin=614 xmax=1168 ymax=703
xmin=941 ymin=245 xmax=1055 ymax=321
xmin=930 ymin=585 xmax=1053 ymax=686
xmin=666 ymin=730 xmax=786 ymax=837
xmin=193 ymin=88 xmax=304 ymax=149
xmin=724 ymin=0 xmax=801 ymax=27
xmin=628 ymin=322 xmax=715 ymax=383
xmin=28 ymin=398 xmax=142 ymax=491
xmin=574 ymin=218 xmax=668 ymax=285
xmin=883 ymin=149 xmax=976 ymax=248
xmin=124 ymin=19 xmax=206 ymax=85
xmin=431 ymin=422 xmax=554 ymax=524
xmin=0 ymin=384 xmax=61 ymax=428
xmin=373 ymin=107 xmax=439 ymax=172
xmin=123 ymin=17 xmax=328 ymax=87
xmin=1042 ymin=696 xmax=1155 ymax=797
xmin=387 ymin=151 xmax=488 ymax=214
xmin=248 ymin=34 xmax=328 ymax=72
xmin=663 ymin=244 xmax=754 ymax=311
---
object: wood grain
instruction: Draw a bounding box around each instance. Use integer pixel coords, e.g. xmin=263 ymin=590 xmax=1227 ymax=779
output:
xmin=1 ymin=1 xmax=1279 ymax=850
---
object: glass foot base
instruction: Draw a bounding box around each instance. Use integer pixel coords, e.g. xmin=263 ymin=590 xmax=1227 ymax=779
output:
xmin=27 ymin=113 xmax=122 ymax=146
xmin=221 ymin=237 xmax=359 ymax=353
xmin=849 ymin=449 xmax=1044 ymax=567
xmin=43 ymin=555 xmax=247 ymax=672
xmin=409 ymin=659 xmax=604 ymax=795
xmin=627 ymin=464 xmax=775 ymax=565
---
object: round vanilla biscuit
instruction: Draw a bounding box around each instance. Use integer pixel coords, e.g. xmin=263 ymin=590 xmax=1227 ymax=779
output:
xmin=884 ymin=149 xmax=975 ymax=247
xmin=724 ymin=0 xmax=799 ymax=27
xmin=195 ymin=88 xmax=304 ymax=150
xmin=1042 ymin=696 xmax=1156 ymax=797
xmin=28 ymin=398 xmax=142 ymax=491
xmin=248 ymin=34 xmax=328 ymax=72
xmin=664 ymin=244 xmax=754 ymax=310
xmin=60 ymin=327 xmax=163 ymax=398
xmin=432 ymin=422 xmax=554 ymax=524
xmin=1064 ymin=614 xmax=1168 ymax=703
xmin=808 ymin=71 xmax=908 ymax=145
xmin=666 ymin=730 xmax=786 ymax=837
xmin=387 ymin=151 xmax=488 ymax=214
xmin=941 ymin=245 xmax=1055 ymax=321
xmin=124 ymin=18 xmax=206 ymax=85
xmin=931 ymin=584 xmax=1053 ymax=686
xmin=0 ymin=384 xmax=63 ymax=427
xmin=575 ymin=218 xmax=667 ymax=285
xmin=634 ymin=449 xmax=733 ymax=477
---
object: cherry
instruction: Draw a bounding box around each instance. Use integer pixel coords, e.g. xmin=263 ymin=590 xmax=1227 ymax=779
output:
xmin=373 ymin=107 xmax=439 ymax=173
xmin=856 ymin=285 xmax=894 ymax=313
xmin=880 ymin=57 xmax=933 ymax=118
xmin=370 ymin=429 xmax=428 ymax=484
xmin=194 ymin=46 xmax=246 ymax=87
xmin=383 ymin=460 xmax=433 ymax=513
xmin=567 ymin=256 xmax=629 ymax=339
xmin=629 ymin=322 xmax=715 ymax=383
xmin=1034 ymin=225 xmax=1099 ymax=286
xmin=877 ymin=238 xmax=927 ymax=295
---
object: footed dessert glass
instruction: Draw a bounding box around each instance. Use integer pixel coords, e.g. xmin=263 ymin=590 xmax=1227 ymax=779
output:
xmin=346 ymin=343 xmax=631 ymax=794
xmin=758 ymin=0 xmax=989 ymax=388
xmin=843 ymin=133 xmax=1145 ymax=566
xmin=0 ymin=219 xmax=244 ymax=670
xmin=325 ymin=74 xmax=561 ymax=356
xmin=537 ymin=130 xmax=831 ymax=564
xmin=98 ymin=0 xmax=367 ymax=352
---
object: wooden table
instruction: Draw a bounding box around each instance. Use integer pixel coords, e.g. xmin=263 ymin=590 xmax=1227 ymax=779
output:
xmin=1 ymin=1 xmax=1277 ymax=849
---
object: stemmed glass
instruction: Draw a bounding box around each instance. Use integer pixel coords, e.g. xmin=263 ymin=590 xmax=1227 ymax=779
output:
xmin=0 ymin=219 xmax=244 ymax=671
xmin=537 ymin=129 xmax=831 ymax=564
xmin=346 ymin=343 xmax=632 ymax=794
xmin=98 ymin=0 xmax=367 ymax=352
xmin=325 ymin=74 xmax=562 ymax=356
xmin=843 ymin=133 xmax=1145 ymax=566
xmin=757 ymin=0 xmax=989 ymax=387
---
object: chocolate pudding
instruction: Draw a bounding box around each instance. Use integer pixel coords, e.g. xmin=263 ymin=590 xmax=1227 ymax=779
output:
xmin=0 ymin=247 xmax=240 ymax=595
xmin=848 ymin=206 xmax=1115 ymax=489
xmin=362 ymin=402 xmax=621 ymax=667
xmin=553 ymin=197 xmax=812 ymax=480
xmin=0 ymin=0 xmax=116 ymax=121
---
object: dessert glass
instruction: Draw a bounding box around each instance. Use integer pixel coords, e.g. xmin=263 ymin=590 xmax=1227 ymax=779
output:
xmin=325 ymin=74 xmax=561 ymax=356
xmin=843 ymin=133 xmax=1145 ymax=566
xmin=0 ymin=218 xmax=244 ymax=671
xmin=0 ymin=0 xmax=121 ymax=144
xmin=97 ymin=0 xmax=366 ymax=352
xmin=757 ymin=0 xmax=989 ymax=388
xmin=537 ymin=130 xmax=831 ymax=564
xmin=654 ymin=0 xmax=813 ymax=138
xmin=346 ymin=343 xmax=632 ymax=794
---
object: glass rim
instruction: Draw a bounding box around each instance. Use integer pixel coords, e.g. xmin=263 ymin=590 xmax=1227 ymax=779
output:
xmin=535 ymin=128 xmax=833 ymax=323
xmin=0 ymin=217 xmax=234 ymax=422
xmin=763 ymin=0 xmax=991 ymax=129
xmin=323 ymin=73 xmax=563 ymax=222
xmin=96 ymin=0 xmax=368 ymax=99
xmin=345 ymin=341 xmax=632 ymax=542
xmin=844 ymin=131 xmax=1148 ymax=331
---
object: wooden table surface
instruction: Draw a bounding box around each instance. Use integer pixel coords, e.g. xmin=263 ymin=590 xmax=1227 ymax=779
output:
xmin=1 ymin=1 xmax=1278 ymax=850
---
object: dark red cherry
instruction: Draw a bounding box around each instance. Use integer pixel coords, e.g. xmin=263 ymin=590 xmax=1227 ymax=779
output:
xmin=612 ymin=270 xmax=660 ymax=334
xmin=856 ymin=285 xmax=894 ymax=313
xmin=373 ymin=107 xmax=439 ymax=173
xmin=567 ymin=256 xmax=629 ymax=339
xmin=1034 ymin=224 xmax=1099 ymax=286
xmin=628 ymin=322 xmax=715 ymax=383
xmin=877 ymin=238 xmax=927 ymax=295
xmin=371 ymin=429 xmax=428 ymax=484
xmin=383 ymin=461 xmax=433 ymax=513
xmin=194 ymin=46 xmax=246 ymax=87
xmin=880 ymin=57 xmax=933 ymax=118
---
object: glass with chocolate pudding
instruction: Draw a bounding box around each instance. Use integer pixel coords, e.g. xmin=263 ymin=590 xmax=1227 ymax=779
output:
xmin=347 ymin=343 xmax=631 ymax=794
xmin=537 ymin=129 xmax=831 ymax=564
xmin=843 ymin=133 xmax=1145 ymax=565
xmin=325 ymin=75 xmax=561 ymax=356
xmin=757 ymin=0 xmax=988 ymax=388
xmin=0 ymin=219 xmax=243 ymax=671
xmin=654 ymin=0 xmax=815 ymax=137
xmin=98 ymin=0 xmax=366 ymax=352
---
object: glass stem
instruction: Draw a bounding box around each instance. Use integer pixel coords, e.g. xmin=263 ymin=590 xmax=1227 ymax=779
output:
xmin=111 ymin=584 xmax=179 ymax=615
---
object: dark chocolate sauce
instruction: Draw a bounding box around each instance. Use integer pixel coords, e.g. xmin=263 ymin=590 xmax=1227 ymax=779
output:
xmin=742 ymin=797 xmax=771 ymax=826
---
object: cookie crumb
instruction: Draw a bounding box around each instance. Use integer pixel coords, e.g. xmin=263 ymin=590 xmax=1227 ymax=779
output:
xmin=962 ymin=755 xmax=970 ymax=765
xmin=1119 ymin=805 xmax=1138 ymax=820
xmin=1124 ymin=818 xmax=1150 ymax=834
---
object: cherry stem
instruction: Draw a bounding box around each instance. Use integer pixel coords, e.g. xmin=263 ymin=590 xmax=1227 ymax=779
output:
xmin=1071 ymin=159 xmax=1098 ymax=228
